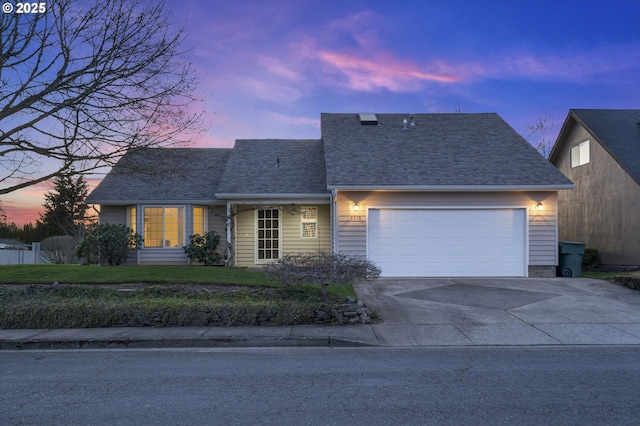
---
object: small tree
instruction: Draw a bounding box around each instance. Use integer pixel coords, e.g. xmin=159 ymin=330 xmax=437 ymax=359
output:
xmin=183 ymin=231 xmax=223 ymax=266
xmin=40 ymin=235 xmax=79 ymax=264
xmin=76 ymin=224 xmax=142 ymax=265
xmin=265 ymin=252 xmax=381 ymax=296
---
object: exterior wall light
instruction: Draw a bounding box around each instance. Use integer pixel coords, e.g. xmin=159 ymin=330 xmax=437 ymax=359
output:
xmin=535 ymin=202 xmax=544 ymax=211
xmin=352 ymin=202 xmax=360 ymax=211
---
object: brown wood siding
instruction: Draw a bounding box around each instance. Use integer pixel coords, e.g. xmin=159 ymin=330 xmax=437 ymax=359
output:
xmin=554 ymin=124 xmax=640 ymax=265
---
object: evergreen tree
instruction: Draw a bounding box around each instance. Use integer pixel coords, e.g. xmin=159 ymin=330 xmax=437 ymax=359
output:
xmin=40 ymin=173 xmax=89 ymax=238
xmin=0 ymin=201 xmax=6 ymax=226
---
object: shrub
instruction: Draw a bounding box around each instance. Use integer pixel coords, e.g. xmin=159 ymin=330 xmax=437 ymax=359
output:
xmin=583 ymin=248 xmax=599 ymax=268
xmin=75 ymin=224 xmax=142 ymax=265
xmin=183 ymin=231 xmax=223 ymax=266
xmin=40 ymin=235 xmax=79 ymax=264
xmin=265 ymin=252 xmax=381 ymax=296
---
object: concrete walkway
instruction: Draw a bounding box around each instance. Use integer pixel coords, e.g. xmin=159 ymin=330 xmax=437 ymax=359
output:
xmin=2 ymin=277 xmax=640 ymax=349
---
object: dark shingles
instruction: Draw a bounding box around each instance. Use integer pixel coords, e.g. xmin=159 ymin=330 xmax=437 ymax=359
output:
xmin=216 ymin=139 xmax=328 ymax=195
xmin=321 ymin=113 xmax=573 ymax=187
xmin=570 ymin=109 xmax=640 ymax=184
xmin=87 ymin=148 xmax=232 ymax=203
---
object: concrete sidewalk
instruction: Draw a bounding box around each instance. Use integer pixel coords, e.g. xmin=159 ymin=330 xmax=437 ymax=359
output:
xmin=2 ymin=277 xmax=640 ymax=349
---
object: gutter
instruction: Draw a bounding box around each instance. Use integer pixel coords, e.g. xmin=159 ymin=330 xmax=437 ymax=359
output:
xmin=325 ymin=184 xmax=575 ymax=191
xmin=86 ymin=199 xmax=227 ymax=205
xmin=215 ymin=193 xmax=332 ymax=202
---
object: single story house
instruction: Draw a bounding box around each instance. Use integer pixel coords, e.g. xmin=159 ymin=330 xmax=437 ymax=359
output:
xmin=87 ymin=112 xmax=573 ymax=277
xmin=549 ymin=109 xmax=640 ymax=266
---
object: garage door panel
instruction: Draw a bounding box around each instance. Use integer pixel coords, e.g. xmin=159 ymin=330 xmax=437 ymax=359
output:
xmin=368 ymin=208 xmax=526 ymax=277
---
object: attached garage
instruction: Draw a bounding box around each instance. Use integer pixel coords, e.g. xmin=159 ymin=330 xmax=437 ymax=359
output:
xmin=367 ymin=208 xmax=527 ymax=277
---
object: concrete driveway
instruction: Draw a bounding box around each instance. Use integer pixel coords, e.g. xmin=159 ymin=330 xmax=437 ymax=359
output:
xmin=354 ymin=277 xmax=640 ymax=346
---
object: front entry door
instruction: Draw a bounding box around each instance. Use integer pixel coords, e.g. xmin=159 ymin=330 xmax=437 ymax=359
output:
xmin=256 ymin=208 xmax=280 ymax=262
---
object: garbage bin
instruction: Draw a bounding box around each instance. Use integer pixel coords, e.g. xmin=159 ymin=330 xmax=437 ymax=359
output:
xmin=558 ymin=241 xmax=585 ymax=277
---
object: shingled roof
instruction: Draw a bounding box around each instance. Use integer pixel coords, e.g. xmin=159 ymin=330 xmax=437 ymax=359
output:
xmin=87 ymin=148 xmax=232 ymax=204
xmin=321 ymin=113 xmax=573 ymax=189
xmin=216 ymin=139 xmax=329 ymax=197
xmin=550 ymin=109 xmax=640 ymax=185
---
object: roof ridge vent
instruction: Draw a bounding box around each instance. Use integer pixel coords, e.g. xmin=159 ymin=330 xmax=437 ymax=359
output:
xmin=359 ymin=113 xmax=378 ymax=125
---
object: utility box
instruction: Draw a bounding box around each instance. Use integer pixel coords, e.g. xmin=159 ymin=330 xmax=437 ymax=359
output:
xmin=558 ymin=241 xmax=585 ymax=277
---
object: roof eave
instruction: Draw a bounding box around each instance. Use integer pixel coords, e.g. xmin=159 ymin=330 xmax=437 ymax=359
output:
xmin=217 ymin=193 xmax=331 ymax=204
xmin=86 ymin=199 xmax=227 ymax=205
xmin=327 ymin=184 xmax=575 ymax=191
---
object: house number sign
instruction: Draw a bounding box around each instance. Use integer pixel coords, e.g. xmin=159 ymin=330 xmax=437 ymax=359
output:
xmin=350 ymin=215 xmax=364 ymax=221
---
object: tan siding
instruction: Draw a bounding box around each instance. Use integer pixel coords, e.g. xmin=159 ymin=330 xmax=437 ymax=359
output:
xmin=336 ymin=191 xmax=559 ymax=268
xmin=281 ymin=205 xmax=331 ymax=254
xmin=529 ymin=201 xmax=558 ymax=265
xmin=234 ymin=209 xmax=255 ymax=267
xmin=233 ymin=204 xmax=331 ymax=267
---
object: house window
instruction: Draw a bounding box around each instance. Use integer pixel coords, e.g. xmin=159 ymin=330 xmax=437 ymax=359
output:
xmin=143 ymin=207 xmax=184 ymax=248
xmin=193 ymin=206 xmax=207 ymax=236
xmin=571 ymin=140 xmax=590 ymax=168
xmin=300 ymin=206 xmax=318 ymax=238
xmin=256 ymin=208 xmax=279 ymax=261
xmin=127 ymin=206 xmax=137 ymax=234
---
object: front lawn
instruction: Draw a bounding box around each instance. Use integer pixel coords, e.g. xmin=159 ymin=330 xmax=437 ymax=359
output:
xmin=0 ymin=264 xmax=276 ymax=286
xmin=582 ymin=270 xmax=640 ymax=280
xmin=0 ymin=265 xmax=366 ymax=328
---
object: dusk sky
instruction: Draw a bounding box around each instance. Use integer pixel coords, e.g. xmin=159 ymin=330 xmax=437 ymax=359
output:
xmin=3 ymin=0 xmax=640 ymax=226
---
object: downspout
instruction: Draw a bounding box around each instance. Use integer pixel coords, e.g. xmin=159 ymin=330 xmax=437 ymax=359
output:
xmin=136 ymin=205 xmax=140 ymax=266
xmin=332 ymin=189 xmax=338 ymax=254
xmin=226 ymin=201 xmax=232 ymax=265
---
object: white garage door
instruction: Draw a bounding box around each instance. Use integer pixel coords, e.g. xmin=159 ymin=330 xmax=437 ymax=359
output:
xmin=368 ymin=208 xmax=526 ymax=277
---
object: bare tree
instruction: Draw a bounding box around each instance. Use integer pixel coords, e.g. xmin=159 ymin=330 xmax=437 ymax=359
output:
xmin=523 ymin=114 xmax=559 ymax=159
xmin=0 ymin=0 xmax=205 ymax=194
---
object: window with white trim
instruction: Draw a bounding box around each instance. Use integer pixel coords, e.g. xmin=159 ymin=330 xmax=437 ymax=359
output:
xmin=193 ymin=206 xmax=207 ymax=236
xmin=143 ymin=207 xmax=184 ymax=248
xmin=301 ymin=206 xmax=318 ymax=238
xmin=571 ymin=140 xmax=590 ymax=168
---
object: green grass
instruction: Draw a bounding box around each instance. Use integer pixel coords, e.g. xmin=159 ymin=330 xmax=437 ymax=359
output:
xmin=0 ymin=264 xmax=278 ymax=286
xmin=582 ymin=270 xmax=640 ymax=280
xmin=0 ymin=285 xmax=351 ymax=328
xmin=0 ymin=265 xmax=364 ymax=328
xmin=0 ymin=264 xmax=356 ymax=297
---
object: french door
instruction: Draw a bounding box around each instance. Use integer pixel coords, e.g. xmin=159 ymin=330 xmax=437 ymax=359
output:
xmin=256 ymin=209 xmax=280 ymax=261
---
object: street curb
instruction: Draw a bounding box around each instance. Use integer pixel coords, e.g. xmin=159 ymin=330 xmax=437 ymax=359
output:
xmin=0 ymin=337 xmax=376 ymax=350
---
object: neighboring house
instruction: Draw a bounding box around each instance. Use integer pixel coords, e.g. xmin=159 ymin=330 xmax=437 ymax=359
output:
xmin=549 ymin=109 xmax=640 ymax=266
xmin=87 ymin=112 xmax=573 ymax=277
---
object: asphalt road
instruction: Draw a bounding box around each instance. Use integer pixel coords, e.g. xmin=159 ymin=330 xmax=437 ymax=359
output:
xmin=2 ymin=347 xmax=639 ymax=425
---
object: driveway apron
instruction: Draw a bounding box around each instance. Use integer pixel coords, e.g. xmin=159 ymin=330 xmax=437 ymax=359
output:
xmin=354 ymin=278 xmax=640 ymax=346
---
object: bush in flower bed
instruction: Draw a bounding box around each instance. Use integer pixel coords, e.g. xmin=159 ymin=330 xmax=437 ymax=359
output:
xmin=0 ymin=285 xmax=378 ymax=328
xmin=612 ymin=276 xmax=640 ymax=291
